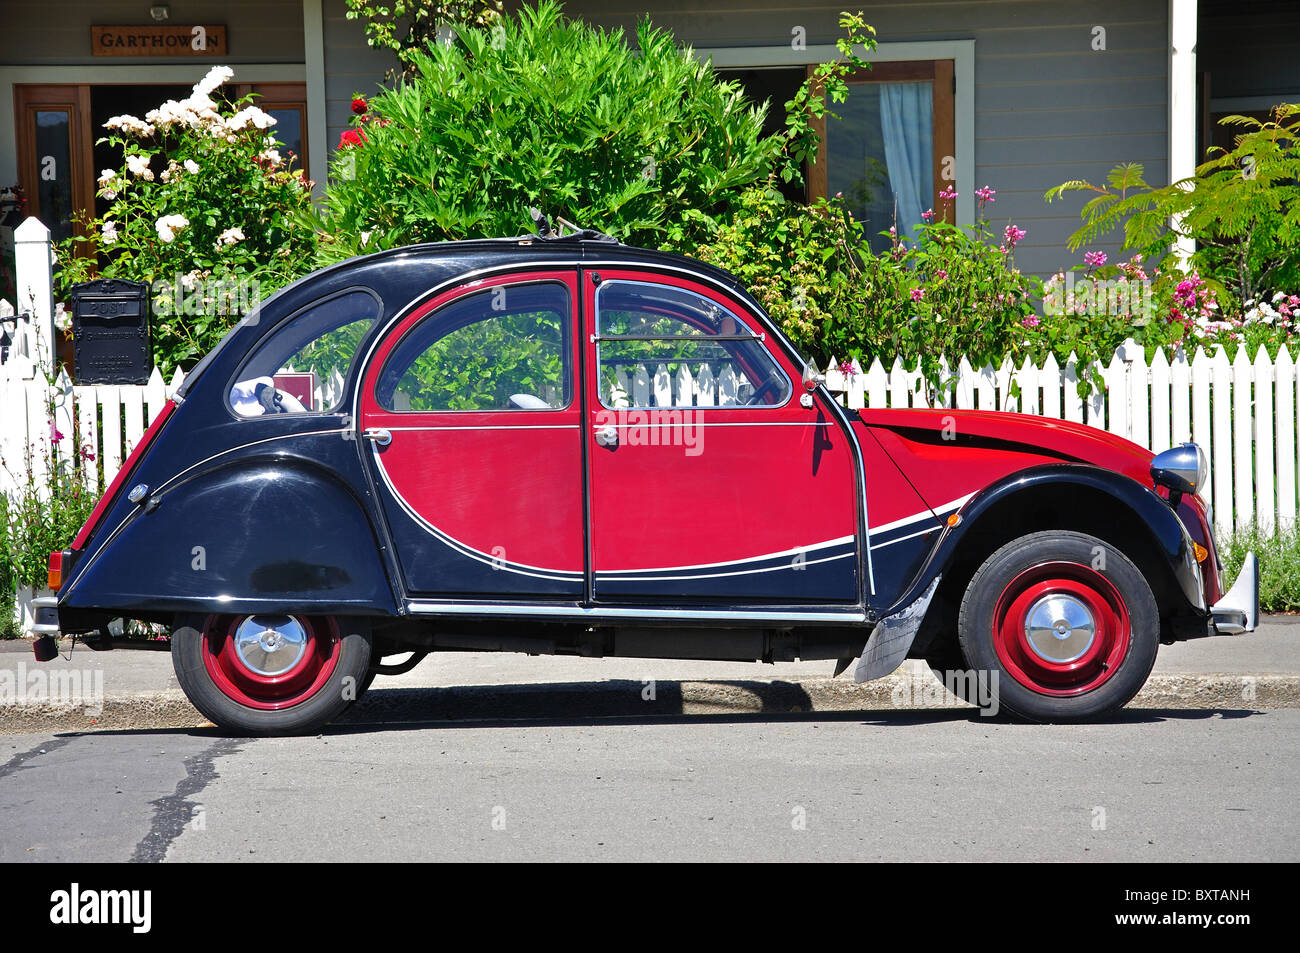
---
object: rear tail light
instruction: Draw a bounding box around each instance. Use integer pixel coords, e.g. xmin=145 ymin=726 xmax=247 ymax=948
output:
xmin=48 ymin=551 xmax=65 ymax=591
xmin=1192 ymin=541 xmax=1209 ymax=563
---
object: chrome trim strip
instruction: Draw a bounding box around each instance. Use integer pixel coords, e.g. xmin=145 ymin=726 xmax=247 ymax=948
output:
xmin=406 ymin=601 xmax=868 ymax=623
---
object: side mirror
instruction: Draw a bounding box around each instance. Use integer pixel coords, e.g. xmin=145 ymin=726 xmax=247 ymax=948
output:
xmin=802 ymin=360 xmax=825 ymax=392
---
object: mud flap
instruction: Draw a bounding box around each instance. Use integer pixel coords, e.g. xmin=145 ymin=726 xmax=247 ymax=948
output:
xmin=852 ymin=576 xmax=940 ymax=683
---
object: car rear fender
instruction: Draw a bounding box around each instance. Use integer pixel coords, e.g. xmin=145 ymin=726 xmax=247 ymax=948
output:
xmin=58 ymin=454 xmax=398 ymax=622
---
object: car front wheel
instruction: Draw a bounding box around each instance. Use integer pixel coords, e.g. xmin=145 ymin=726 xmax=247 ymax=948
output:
xmin=957 ymin=531 xmax=1159 ymax=722
xmin=172 ymin=613 xmax=372 ymax=735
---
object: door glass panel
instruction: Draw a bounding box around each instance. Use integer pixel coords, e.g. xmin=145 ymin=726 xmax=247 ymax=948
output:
xmin=825 ymin=81 xmax=933 ymax=249
xmin=377 ymin=282 xmax=571 ymax=412
xmin=595 ymin=281 xmax=789 ymax=408
xmin=34 ymin=109 xmax=74 ymax=243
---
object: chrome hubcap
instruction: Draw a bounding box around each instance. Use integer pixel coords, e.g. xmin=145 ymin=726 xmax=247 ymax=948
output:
xmin=1024 ymin=594 xmax=1096 ymax=663
xmin=232 ymin=615 xmax=309 ymax=677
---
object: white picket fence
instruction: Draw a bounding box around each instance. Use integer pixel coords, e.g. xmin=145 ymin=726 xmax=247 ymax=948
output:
xmin=822 ymin=344 xmax=1288 ymax=536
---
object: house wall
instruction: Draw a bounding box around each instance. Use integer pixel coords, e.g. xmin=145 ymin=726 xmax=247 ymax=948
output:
xmin=526 ymin=0 xmax=1173 ymax=279
xmin=0 ymin=0 xmax=305 ymax=65
xmin=321 ymin=0 xmax=397 ymax=155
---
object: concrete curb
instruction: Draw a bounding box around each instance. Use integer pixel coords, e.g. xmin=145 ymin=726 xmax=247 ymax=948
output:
xmin=2 ymin=672 xmax=1296 ymax=734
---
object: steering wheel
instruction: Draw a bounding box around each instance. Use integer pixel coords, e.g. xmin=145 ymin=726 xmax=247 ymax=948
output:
xmin=743 ymin=378 xmax=786 ymax=406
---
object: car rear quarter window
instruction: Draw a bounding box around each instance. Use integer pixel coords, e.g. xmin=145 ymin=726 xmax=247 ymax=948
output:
xmin=230 ymin=288 xmax=382 ymax=416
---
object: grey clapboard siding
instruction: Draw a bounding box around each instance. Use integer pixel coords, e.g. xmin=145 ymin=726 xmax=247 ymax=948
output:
xmin=506 ymin=0 xmax=1171 ymax=279
xmin=321 ymin=0 xmax=397 ymax=158
xmin=0 ymin=0 xmax=305 ymax=65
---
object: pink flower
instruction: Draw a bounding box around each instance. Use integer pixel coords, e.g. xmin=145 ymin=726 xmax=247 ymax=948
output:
xmin=1084 ymin=251 xmax=1107 ymax=268
xmin=974 ymin=186 xmax=996 ymax=204
xmin=939 ymin=186 xmax=957 ymax=206
xmin=838 ymin=360 xmax=856 ymax=378
xmin=910 ymin=287 xmax=926 ymax=302
xmin=934 ymin=269 xmax=947 ymax=280
xmin=49 ymin=423 xmax=65 ymax=444
xmin=921 ymin=208 xmax=935 ymax=222
xmin=1021 ymin=315 xmax=1041 ymax=328
xmin=1004 ymin=225 xmax=1027 ymax=248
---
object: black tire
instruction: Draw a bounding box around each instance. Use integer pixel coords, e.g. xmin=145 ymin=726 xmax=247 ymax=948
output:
xmin=957 ymin=531 xmax=1159 ymax=722
xmin=172 ymin=613 xmax=372 ymax=735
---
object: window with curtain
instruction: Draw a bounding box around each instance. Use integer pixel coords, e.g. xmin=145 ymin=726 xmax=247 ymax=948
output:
xmin=810 ymin=61 xmax=955 ymax=252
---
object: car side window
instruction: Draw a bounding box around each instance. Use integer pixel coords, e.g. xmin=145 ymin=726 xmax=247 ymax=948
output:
xmin=376 ymin=282 xmax=571 ymax=412
xmin=230 ymin=289 xmax=382 ymax=416
xmin=595 ymin=280 xmax=790 ymax=409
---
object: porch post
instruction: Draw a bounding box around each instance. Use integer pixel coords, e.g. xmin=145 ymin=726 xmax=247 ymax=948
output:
xmin=13 ymin=215 xmax=55 ymax=377
xmin=1169 ymin=0 xmax=1198 ymax=264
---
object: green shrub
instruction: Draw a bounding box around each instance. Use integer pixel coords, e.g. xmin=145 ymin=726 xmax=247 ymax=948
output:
xmin=1045 ymin=106 xmax=1300 ymax=315
xmin=316 ymin=0 xmax=784 ymax=259
xmin=1220 ymin=524 xmax=1300 ymax=613
xmin=1 ymin=397 xmax=99 ymax=623
xmin=56 ymin=66 xmax=318 ymax=375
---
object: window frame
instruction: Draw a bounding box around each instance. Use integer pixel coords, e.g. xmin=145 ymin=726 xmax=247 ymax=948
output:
xmin=698 ymin=40 xmax=975 ymax=227
xmin=593 ymin=278 xmax=793 ymax=412
xmin=375 ymin=279 xmax=575 ymax=414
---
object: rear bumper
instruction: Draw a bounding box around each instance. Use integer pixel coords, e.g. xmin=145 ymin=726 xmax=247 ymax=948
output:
xmin=28 ymin=595 xmax=61 ymax=637
xmin=1210 ymin=552 xmax=1258 ymax=635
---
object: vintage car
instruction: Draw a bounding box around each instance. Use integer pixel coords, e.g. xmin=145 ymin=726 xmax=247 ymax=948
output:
xmin=30 ymin=226 xmax=1258 ymax=733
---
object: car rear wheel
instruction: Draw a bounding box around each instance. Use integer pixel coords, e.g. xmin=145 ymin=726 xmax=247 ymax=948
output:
xmin=172 ymin=613 xmax=371 ymax=735
xmin=957 ymin=531 xmax=1159 ymax=722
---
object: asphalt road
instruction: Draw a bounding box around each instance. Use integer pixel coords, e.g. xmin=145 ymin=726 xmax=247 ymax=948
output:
xmin=2 ymin=706 xmax=1295 ymax=862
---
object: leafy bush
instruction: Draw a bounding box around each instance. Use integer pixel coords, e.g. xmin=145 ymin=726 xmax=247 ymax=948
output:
xmin=1220 ymin=524 xmax=1300 ymax=613
xmin=345 ymin=0 xmax=504 ymax=78
xmin=1 ymin=398 xmax=99 ymax=621
xmin=1045 ymin=106 xmax=1300 ymax=314
xmin=316 ymin=0 xmax=784 ymax=259
xmin=56 ymin=67 xmax=318 ymax=375
xmin=681 ymin=183 xmax=1041 ymax=389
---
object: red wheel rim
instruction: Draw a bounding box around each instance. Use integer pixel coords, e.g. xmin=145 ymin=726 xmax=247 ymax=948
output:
xmin=991 ymin=562 xmax=1132 ymax=697
xmin=201 ymin=614 xmax=341 ymax=711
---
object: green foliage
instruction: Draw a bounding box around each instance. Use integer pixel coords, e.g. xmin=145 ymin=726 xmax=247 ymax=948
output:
xmin=775 ymin=13 xmax=877 ymax=184
xmin=0 ymin=396 xmax=99 ymax=614
xmin=316 ymin=0 xmax=784 ymax=259
xmin=344 ymin=0 xmax=504 ymax=77
xmin=680 ymin=183 xmax=870 ymax=365
xmin=681 ymin=185 xmax=1041 ymax=394
xmin=1221 ymin=524 xmax=1300 ymax=613
xmin=1045 ymin=105 xmax=1300 ymax=308
xmin=56 ymin=67 xmax=319 ymax=375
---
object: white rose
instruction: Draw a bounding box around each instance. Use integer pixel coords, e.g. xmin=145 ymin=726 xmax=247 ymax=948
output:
xmin=184 ymin=159 xmax=200 ymax=174
xmin=125 ymin=153 xmax=152 ymax=178
xmin=101 ymin=221 xmax=119 ymax=244
xmin=155 ymin=214 xmax=189 ymax=243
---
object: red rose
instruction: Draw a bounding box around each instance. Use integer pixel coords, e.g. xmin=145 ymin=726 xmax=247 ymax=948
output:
xmin=338 ymin=129 xmax=368 ymax=149
xmin=351 ymin=96 xmax=368 ymax=115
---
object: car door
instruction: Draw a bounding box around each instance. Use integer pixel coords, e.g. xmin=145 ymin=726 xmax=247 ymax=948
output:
xmin=583 ymin=269 xmax=861 ymax=603
xmin=357 ymin=271 xmax=584 ymax=598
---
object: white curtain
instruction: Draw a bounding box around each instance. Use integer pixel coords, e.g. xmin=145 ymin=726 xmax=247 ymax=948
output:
xmin=879 ymin=82 xmax=933 ymax=239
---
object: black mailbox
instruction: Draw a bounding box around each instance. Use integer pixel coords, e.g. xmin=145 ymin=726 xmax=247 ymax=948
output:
xmin=69 ymin=278 xmax=152 ymax=384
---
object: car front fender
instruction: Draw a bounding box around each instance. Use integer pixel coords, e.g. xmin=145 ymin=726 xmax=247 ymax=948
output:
xmin=880 ymin=464 xmax=1205 ymax=619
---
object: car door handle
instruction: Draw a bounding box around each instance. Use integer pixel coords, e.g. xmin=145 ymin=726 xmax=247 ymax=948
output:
xmin=594 ymin=425 xmax=619 ymax=448
xmin=362 ymin=428 xmax=392 ymax=447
